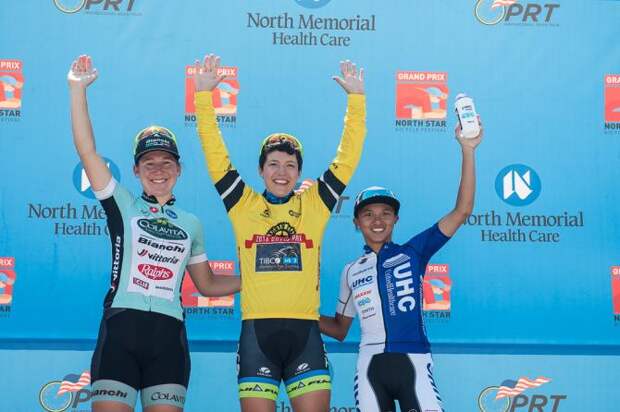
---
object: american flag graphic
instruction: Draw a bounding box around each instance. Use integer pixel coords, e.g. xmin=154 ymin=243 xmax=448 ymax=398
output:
xmin=492 ymin=0 xmax=518 ymax=9
xmin=495 ymin=376 xmax=551 ymax=399
xmin=57 ymin=371 xmax=91 ymax=395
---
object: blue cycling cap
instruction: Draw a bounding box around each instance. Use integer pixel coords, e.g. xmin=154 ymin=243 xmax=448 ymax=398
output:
xmin=354 ymin=186 xmax=400 ymax=217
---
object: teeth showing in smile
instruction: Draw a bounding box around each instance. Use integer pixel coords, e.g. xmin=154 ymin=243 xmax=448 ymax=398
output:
xmin=152 ymin=179 xmax=166 ymax=183
xmin=274 ymin=179 xmax=288 ymax=184
xmin=371 ymin=228 xmax=384 ymax=233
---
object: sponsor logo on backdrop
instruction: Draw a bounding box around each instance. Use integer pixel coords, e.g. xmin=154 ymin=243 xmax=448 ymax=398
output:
xmin=53 ymin=0 xmax=141 ymax=16
xmin=28 ymin=160 xmax=121 ymax=236
xmin=246 ymin=5 xmax=376 ymax=47
xmin=611 ymin=266 xmax=620 ymax=325
xmin=478 ymin=376 xmax=567 ymax=411
xmin=423 ymin=264 xmax=451 ymax=321
xmin=294 ymin=179 xmax=351 ymax=218
xmin=464 ymin=164 xmax=584 ymax=243
xmin=39 ymin=371 xmax=92 ymax=412
xmin=474 ymin=0 xmax=560 ymax=27
xmin=275 ymin=402 xmax=355 ymax=411
xmin=604 ymin=74 xmax=620 ymax=135
xmin=0 ymin=257 xmax=16 ymax=317
xmin=185 ymin=65 xmax=239 ymax=129
xmin=183 ymin=260 xmax=236 ymax=316
xmin=395 ymin=71 xmax=449 ymax=134
xmin=0 ymin=59 xmax=23 ymax=122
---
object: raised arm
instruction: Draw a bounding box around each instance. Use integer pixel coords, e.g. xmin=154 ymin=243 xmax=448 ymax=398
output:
xmin=68 ymin=55 xmax=111 ymax=191
xmin=438 ymin=119 xmax=483 ymax=237
xmin=187 ymin=261 xmax=241 ymax=297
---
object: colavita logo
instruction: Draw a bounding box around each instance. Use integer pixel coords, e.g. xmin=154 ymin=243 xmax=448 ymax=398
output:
xmin=474 ymin=0 xmax=560 ymax=26
xmin=72 ymin=159 xmax=121 ymax=199
xmin=395 ymin=71 xmax=448 ymax=133
xmin=184 ymin=65 xmax=239 ymax=128
xmin=138 ymin=264 xmax=173 ymax=280
xmin=495 ymin=164 xmax=541 ymax=207
xmin=53 ymin=0 xmax=141 ymax=15
xmin=0 ymin=59 xmax=23 ymax=121
xmin=137 ymin=218 xmax=188 ymax=240
xmin=478 ymin=376 xmax=566 ymax=411
xmin=294 ymin=0 xmax=331 ymax=8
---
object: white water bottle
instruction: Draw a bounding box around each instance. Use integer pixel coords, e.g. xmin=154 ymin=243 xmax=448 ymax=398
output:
xmin=454 ymin=93 xmax=480 ymax=139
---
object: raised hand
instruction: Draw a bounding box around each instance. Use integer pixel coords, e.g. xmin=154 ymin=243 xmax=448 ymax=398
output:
xmin=333 ymin=60 xmax=364 ymax=95
xmin=68 ymin=55 xmax=98 ymax=89
xmin=455 ymin=116 xmax=483 ymax=150
xmin=193 ymin=54 xmax=227 ymax=92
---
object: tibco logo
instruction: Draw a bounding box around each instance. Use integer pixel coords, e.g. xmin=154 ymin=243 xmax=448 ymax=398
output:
xmin=495 ymin=164 xmax=541 ymax=207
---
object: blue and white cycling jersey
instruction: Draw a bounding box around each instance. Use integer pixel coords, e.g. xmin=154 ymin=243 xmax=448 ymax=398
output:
xmin=95 ymin=178 xmax=207 ymax=320
xmin=336 ymin=223 xmax=449 ymax=355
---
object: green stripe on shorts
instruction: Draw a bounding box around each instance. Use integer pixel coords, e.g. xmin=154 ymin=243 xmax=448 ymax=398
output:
xmin=286 ymin=374 xmax=331 ymax=398
xmin=239 ymin=382 xmax=279 ymax=400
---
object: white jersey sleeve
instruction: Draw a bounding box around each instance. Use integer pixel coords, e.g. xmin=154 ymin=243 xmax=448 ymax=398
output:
xmin=335 ymin=262 xmax=356 ymax=318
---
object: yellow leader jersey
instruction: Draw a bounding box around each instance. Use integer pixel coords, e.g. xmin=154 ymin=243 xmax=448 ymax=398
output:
xmin=195 ymin=91 xmax=366 ymax=320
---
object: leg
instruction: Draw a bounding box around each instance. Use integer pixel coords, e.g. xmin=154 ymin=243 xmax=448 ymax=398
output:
xmin=240 ymin=397 xmax=276 ymax=412
xmin=405 ymin=353 xmax=444 ymax=412
xmin=290 ymin=389 xmax=330 ymax=412
xmin=357 ymin=352 xmax=390 ymax=412
xmin=92 ymin=401 xmax=134 ymax=412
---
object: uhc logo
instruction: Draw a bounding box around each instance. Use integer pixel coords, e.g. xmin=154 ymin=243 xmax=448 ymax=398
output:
xmin=494 ymin=164 xmax=541 ymax=207
xmin=294 ymin=0 xmax=332 ymax=9
xmin=474 ymin=0 xmax=560 ymax=26
xmin=72 ymin=159 xmax=121 ymax=199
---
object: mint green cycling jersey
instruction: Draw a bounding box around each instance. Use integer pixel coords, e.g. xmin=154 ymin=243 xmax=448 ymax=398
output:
xmin=94 ymin=179 xmax=207 ymax=320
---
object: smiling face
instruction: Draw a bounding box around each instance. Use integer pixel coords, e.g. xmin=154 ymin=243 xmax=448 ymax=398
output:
xmin=133 ymin=151 xmax=180 ymax=204
xmin=259 ymin=150 xmax=300 ymax=198
xmin=354 ymin=203 xmax=399 ymax=252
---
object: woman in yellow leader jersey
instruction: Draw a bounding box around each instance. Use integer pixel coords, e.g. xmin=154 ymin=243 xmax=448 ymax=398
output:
xmin=193 ymin=54 xmax=365 ymax=412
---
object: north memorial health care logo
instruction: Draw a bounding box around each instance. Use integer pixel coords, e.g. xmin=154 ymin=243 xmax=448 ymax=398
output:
xmin=185 ymin=65 xmax=239 ymax=128
xmin=478 ymin=376 xmax=566 ymax=411
xmin=0 ymin=59 xmax=23 ymax=121
xmin=72 ymin=159 xmax=121 ymax=199
xmin=495 ymin=164 xmax=541 ymax=207
xmin=474 ymin=0 xmax=560 ymax=26
xmin=395 ymin=71 xmax=448 ymax=133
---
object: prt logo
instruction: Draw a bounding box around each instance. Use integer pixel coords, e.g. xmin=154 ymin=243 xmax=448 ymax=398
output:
xmin=72 ymin=158 xmax=121 ymax=199
xmin=294 ymin=0 xmax=332 ymax=9
xmin=53 ymin=0 xmax=137 ymax=14
xmin=478 ymin=376 xmax=566 ymax=412
xmin=39 ymin=371 xmax=92 ymax=412
xmin=474 ymin=0 xmax=560 ymax=26
xmin=495 ymin=164 xmax=541 ymax=207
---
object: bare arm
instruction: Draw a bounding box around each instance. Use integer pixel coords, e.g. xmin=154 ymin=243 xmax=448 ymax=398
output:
xmin=187 ymin=261 xmax=241 ymax=297
xmin=68 ymin=55 xmax=111 ymax=191
xmin=319 ymin=313 xmax=354 ymax=342
xmin=438 ymin=119 xmax=483 ymax=237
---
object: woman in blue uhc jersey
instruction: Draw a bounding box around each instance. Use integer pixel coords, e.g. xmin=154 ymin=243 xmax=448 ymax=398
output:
xmin=68 ymin=55 xmax=240 ymax=412
xmin=319 ymin=121 xmax=483 ymax=412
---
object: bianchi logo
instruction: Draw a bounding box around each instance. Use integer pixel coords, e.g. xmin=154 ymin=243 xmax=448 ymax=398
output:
xmin=294 ymin=0 xmax=331 ymax=9
xmin=72 ymin=159 xmax=121 ymax=199
xmin=137 ymin=218 xmax=188 ymax=240
xmin=495 ymin=164 xmax=541 ymax=207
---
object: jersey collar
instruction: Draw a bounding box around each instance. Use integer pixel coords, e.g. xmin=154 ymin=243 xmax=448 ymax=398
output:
xmin=141 ymin=192 xmax=176 ymax=206
xmin=363 ymin=241 xmax=395 ymax=254
xmin=262 ymin=190 xmax=294 ymax=205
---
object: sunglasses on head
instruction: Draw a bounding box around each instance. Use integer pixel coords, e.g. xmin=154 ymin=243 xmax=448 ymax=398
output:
xmin=260 ymin=133 xmax=303 ymax=155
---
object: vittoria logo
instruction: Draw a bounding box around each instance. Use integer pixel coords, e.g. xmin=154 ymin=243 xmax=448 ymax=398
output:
xmin=423 ymin=264 xmax=452 ymax=321
xmin=474 ymin=0 xmax=560 ymax=27
xmin=52 ymin=0 xmax=142 ymax=16
xmin=185 ymin=65 xmax=238 ymax=128
xmin=604 ymin=75 xmax=620 ymax=134
xmin=0 ymin=59 xmax=23 ymax=121
xmin=395 ymin=71 xmax=448 ymax=133
xmin=183 ymin=260 xmax=235 ymax=315
xmin=137 ymin=218 xmax=188 ymax=240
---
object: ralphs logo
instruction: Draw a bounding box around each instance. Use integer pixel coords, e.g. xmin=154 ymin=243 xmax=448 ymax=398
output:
xmin=478 ymin=376 xmax=566 ymax=411
xmin=495 ymin=164 xmax=541 ymax=207
xmin=53 ymin=0 xmax=141 ymax=16
xmin=72 ymin=159 xmax=121 ymax=199
xmin=395 ymin=71 xmax=448 ymax=133
xmin=137 ymin=218 xmax=188 ymax=240
xmin=138 ymin=264 xmax=173 ymax=280
xmin=474 ymin=0 xmax=560 ymax=26
xmin=184 ymin=65 xmax=239 ymax=128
